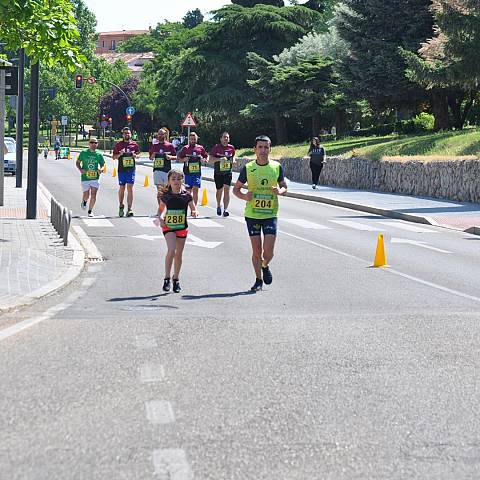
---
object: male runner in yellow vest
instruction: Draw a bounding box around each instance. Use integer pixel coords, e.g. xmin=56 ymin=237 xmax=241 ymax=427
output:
xmin=233 ymin=135 xmax=287 ymax=292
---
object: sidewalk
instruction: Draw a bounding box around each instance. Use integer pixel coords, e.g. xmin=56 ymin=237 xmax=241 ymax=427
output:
xmin=0 ymin=176 xmax=84 ymax=314
xmin=199 ymin=166 xmax=480 ymax=233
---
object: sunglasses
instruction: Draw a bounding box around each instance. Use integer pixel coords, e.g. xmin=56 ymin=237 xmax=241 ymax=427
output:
xmin=89 ymin=141 xmax=98 ymax=144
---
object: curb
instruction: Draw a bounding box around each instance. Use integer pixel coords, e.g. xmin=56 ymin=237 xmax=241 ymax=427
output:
xmin=0 ymin=184 xmax=86 ymax=314
xmin=200 ymin=175 xmax=438 ymax=227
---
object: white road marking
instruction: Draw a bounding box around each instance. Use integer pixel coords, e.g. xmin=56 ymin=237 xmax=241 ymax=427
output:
xmin=187 ymin=234 xmax=222 ymax=249
xmin=133 ymin=217 xmax=158 ymax=228
xmin=330 ymin=219 xmax=381 ymax=231
xmin=279 ymin=229 xmax=480 ymax=304
xmin=0 ymin=277 xmax=96 ymax=342
xmin=82 ymin=218 xmax=114 ymax=228
xmin=189 ymin=218 xmax=224 ymax=228
xmin=229 ymin=215 xmax=245 ymax=224
xmin=72 ymin=226 xmax=104 ymax=261
xmin=135 ymin=334 xmax=158 ymax=349
xmin=133 ymin=234 xmax=163 ymax=241
xmin=378 ymin=220 xmax=437 ymax=233
xmin=391 ymin=237 xmax=452 ymax=253
xmin=145 ymin=401 xmax=175 ymax=424
xmin=140 ymin=363 xmax=165 ymax=383
xmin=152 ymin=449 xmax=193 ymax=480
xmin=283 ymin=219 xmax=331 ymax=230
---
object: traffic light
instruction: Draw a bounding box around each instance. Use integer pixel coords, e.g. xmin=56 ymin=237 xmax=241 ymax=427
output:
xmin=126 ymin=114 xmax=132 ymax=122
xmin=75 ymin=74 xmax=83 ymax=89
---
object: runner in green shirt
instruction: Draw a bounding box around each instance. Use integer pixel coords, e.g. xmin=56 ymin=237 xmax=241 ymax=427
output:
xmin=233 ymin=135 xmax=287 ymax=292
xmin=76 ymin=137 xmax=105 ymax=217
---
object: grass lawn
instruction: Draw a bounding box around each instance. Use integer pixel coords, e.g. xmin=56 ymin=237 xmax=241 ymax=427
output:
xmin=236 ymin=128 xmax=480 ymax=160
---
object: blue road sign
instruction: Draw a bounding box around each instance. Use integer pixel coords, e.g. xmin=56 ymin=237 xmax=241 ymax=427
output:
xmin=126 ymin=106 xmax=135 ymax=115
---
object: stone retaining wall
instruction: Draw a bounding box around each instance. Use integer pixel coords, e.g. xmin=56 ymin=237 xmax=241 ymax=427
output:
xmin=235 ymin=156 xmax=480 ymax=203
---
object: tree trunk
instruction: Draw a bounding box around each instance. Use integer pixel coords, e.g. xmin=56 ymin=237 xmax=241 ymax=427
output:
xmin=431 ymin=90 xmax=449 ymax=131
xmin=335 ymin=107 xmax=347 ymax=137
xmin=447 ymin=95 xmax=463 ymax=129
xmin=273 ymin=113 xmax=287 ymax=144
xmin=312 ymin=113 xmax=321 ymax=138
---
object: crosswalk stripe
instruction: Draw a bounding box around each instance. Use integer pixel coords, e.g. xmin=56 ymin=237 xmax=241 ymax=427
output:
xmin=283 ymin=219 xmax=331 ymax=230
xmin=133 ymin=217 xmax=158 ymax=228
xmin=189 ymin=218 xmax=224 ymax=228
xmin=82 ymin=218 xmax=114 ymax=227
xmin=377 ymin=220 xmax=437 ymax=233
xmin=330 ymin=220 xmax=380 ymax=231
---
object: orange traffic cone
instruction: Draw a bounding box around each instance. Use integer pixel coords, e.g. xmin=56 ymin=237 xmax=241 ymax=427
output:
xmin=372 ymin=234 xmax=388 ymax=267
xmin=144 ymin=175 xmax=149 ymax=187
xmin=201 ymin=187 xmax=208 ymax=206
xmin=112 ymin=167 xmax=117 ymax=177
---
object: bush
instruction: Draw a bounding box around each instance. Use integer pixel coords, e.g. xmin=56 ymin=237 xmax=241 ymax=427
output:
xmin=412 ymin=112 xmax=435 ymax=131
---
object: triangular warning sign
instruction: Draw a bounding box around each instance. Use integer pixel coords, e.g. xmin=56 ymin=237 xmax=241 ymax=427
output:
xmin=181 ymin=112 xmax=197 ymax=127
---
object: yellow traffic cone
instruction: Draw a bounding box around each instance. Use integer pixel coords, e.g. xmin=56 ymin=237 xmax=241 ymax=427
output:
xmin=67 ymin=153 xmax=71 ymax=160
xmin=103 ymin=164 xmax=107 ymax=173
xmin=201 ymin=187 xmax=208 ymax=206
xmin=112 ymin=167 xmax=117 ymax=178
xmin=372 ymin=234 xmax=388 ymax=267
xmin=144 ymin=175 xmax=149 ymax=187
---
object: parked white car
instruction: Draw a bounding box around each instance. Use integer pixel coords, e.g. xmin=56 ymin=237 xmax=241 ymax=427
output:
xmin=3 ymin=139 xmax=16 ymax=175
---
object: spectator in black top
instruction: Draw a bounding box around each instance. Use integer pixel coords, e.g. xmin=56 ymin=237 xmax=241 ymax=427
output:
xmin=308 ymin=137 xmax=326 ymax=189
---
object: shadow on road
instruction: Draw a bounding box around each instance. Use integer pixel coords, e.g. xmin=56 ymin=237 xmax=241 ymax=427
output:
xmin=181 ymin=291 xmax=255 ymax=300
xmin=108 ymin=293 xmax=170 ymax=302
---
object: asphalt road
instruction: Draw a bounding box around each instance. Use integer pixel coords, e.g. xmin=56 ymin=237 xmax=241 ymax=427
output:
xmin=1 ymin=153 xmax=479 ymax=479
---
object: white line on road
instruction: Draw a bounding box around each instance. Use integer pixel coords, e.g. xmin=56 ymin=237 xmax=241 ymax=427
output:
xmin=186 ymin=234 xmax=222 ymax=249
xmin=0 ymin=316 xmax=49 ymax=342
xmin=135 ymin=334 xmax=158 ymax=349
xmin=145 ymin=400 xmax=175 ymax=424
xmin=391 ymin=237 xmax=452 ymax=253
xmin=133 ymin=217 xmax=158 ymax=228
xmin=330 ymin=219 xmax=381 ymax=231
xmin=283 ymin=218 xmax=331 ymax=230
xmin=82 ymin=218 xmax=114 ymax=228
xmin=140 ymin=363 xmax=165 ymax=383
xmin=279 ymin=229 xmax=480 ymax=304
xmin=189 ymin=218 xmax=224 ymax=228
xmin=378 ymin=220 xmax=438 ymax=233
xmin=152 ymin=449 xmax=193 ymax=480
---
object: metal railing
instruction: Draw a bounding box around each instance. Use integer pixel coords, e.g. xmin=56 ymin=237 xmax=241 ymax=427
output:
xmin=50 ymin=197 xmax=72 ymax=246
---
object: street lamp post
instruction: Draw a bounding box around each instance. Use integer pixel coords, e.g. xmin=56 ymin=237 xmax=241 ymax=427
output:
xmin=15 ymin=48 xmax=25 ymax=188
xmin=0 ymin=58 xmax=13 ymax=206
xmin=26 ymin=61 xmax=40 ymax=219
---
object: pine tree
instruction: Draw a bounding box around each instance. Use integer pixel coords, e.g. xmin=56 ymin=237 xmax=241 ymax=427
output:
xmin=335 ymin=0 xmax=433 ymax=113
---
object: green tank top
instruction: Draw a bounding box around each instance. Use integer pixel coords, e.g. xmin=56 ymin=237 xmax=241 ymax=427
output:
xmin=244 ymin=160 xmax=281 ymax=219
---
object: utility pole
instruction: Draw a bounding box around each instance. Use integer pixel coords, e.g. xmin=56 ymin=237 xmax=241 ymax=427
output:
xmin=16 ymin=48 xmax=25 ymax=188
xmin=26 ymin=61 xmax=40 ymax=219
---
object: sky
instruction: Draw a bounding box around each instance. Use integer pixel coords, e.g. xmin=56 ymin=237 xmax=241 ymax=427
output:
xmin=83 ymin=0 xmax=231 ymax=32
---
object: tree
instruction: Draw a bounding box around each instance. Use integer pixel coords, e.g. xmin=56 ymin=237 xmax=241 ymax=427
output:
xmin=70 ymin=0 xmax=97 ymax=59
xmin=403 ymin=0 xmax=480 ymax=129
xmin=0 ymin=0 xmax=84 ymax=68
xmin=335 ymin=0 xmax=433 ymax=113
xmin=245 ymin=50 xmax=336 ymax=141
xmin=183 ymin=8 xmax=204 ymax=29
xmin=232 ymin=0 xmax=285 ymax=6
xmin=171 ymin=4 xmax=322 ymax=118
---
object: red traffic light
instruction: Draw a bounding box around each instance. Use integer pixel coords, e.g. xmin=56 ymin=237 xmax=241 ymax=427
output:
xmin=126 ymin=114 xmax=132 ymax=121
xmin=75 ymin=74 xmax=83 ymax=89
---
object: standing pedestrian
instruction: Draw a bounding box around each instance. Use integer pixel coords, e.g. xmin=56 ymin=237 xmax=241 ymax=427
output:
xmin=112 ymin=126 xmax=140 ymax=217
xmin=76 ymin=137 xmax=105 ymax=217
xmin=233 ymin=135 xmax=287 ymax=292
xmin=158 ymin=169 xmax=198 ymax=293
xmin=177 ymin=132 xmax=208 ymax=206
xmin=308 ymin=137 xmax=326 ymax=189
xmin=149 ymin=128 xmax=177 ymax=215
xmin=209 ymin=131 xmax=236 ymax=217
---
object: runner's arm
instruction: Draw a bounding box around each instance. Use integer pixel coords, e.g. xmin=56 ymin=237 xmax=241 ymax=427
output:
xmin=188 ymin=200 xmax=198 ymax=218
xmin=233 ymin=180 xmax=253 ymax=201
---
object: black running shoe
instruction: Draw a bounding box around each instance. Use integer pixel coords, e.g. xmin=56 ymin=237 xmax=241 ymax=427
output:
xmin=262 ymin=265 xmax=273 ymax=285
xmin=172 ymin=278 xmax=181 ymax=293
xmin=250 ymin=278 xmax=263 ymax=292
xmin=162 ymin=278 xmax=171 ymax=292
xmin=223 ymin=210 xmax=229 ymax=217
xmin=216 ymin=206 xmax=222 ymax=216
